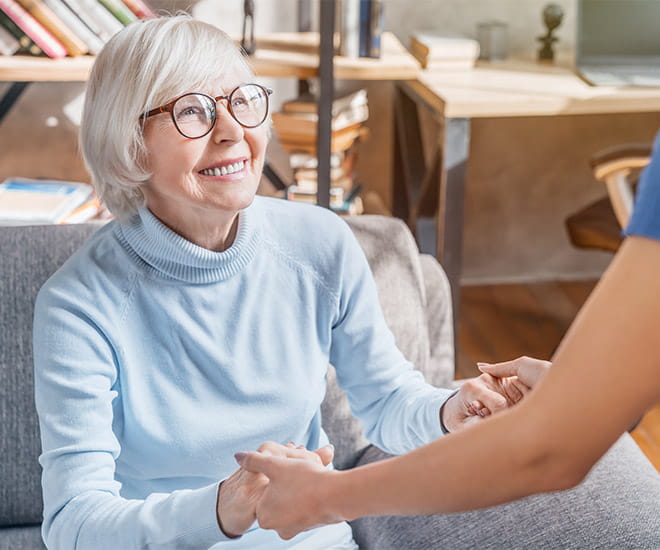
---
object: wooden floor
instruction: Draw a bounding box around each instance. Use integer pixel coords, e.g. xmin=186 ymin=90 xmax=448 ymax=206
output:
xmin=457 ymin=280 xmax=660 ymax=472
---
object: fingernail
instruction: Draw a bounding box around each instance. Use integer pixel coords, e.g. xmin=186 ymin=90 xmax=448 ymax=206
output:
xmin=326 ymin=443 xmax=335 ymax=451
xmin=477 ymin=362 xmax=490 ymax=367
xmin=234 ymin=452 xmax=247 ymax=464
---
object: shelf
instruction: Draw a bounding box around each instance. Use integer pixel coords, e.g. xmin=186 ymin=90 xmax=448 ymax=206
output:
xmin=0 ymin=55 xmax=94 ymax=82
xmin=0 ymin=32 xmax=419 ymax=83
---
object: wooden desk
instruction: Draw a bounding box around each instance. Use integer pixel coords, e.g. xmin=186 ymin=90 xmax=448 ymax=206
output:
xmin=394 ymin=58 xmax=660 ymax=331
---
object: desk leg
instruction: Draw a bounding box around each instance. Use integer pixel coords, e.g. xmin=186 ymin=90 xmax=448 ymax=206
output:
xmin=0 ymin=82 xmax=29 ymax=125
xmin=437 ymin=117 xmax=470 ymax=339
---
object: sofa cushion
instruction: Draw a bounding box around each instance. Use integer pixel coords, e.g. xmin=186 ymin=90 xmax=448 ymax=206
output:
xmin=0 ymin=224 xmax=101 ymax=527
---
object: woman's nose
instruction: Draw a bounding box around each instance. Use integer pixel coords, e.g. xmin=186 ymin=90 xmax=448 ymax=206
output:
xmin=211 ymin=103 xmax=244 ymax=143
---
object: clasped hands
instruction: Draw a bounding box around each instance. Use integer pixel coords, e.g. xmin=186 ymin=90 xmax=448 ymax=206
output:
xmin=223 ymin=356 xmax=551 ymax=540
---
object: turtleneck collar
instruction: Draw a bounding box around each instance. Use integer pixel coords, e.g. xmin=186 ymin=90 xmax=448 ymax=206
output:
xmin=115 ymin=200 xmax=262 ymax=283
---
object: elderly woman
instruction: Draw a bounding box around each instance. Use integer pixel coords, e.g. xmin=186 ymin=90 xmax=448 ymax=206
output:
xmin=33 ymin=15 xmax=523 ymax=550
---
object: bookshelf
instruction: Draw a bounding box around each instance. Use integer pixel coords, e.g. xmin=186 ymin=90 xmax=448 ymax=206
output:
xmin=0 ymin=16 xmax=419 ymax=207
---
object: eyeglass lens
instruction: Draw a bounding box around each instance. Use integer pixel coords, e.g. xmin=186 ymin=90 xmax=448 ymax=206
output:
xmin=172 ymin=84 xmax=268 ymax=139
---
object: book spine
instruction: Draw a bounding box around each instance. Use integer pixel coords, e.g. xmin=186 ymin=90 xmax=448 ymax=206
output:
xmin=0 ymin=20 xmax=19 ymax=53
xmin=119 ymin=0 xmax=154 ymax=19
xmin=339 ymin=0 xmax=359 ymax=58
xmin=0 ymin=0 xmax=66 ymax=58
xmin=73 ymin=0 xmax=123 ymax=39
xmin=60 ymin=0 xmax=103 ymax=37
xmin=368 ymin=0 xmax=383 ymax=59
xmin=358 ymin=0 xmax=370 ymax=57
xmin=16 ymin=0 xmax=88 ymax=56
xmin=41 ymin=0 xmax=104 ymax=53
xmin=0 ymin=9 xmax=43 ymax=54
xmin=97 ymin=0 xmax=136 ymax=25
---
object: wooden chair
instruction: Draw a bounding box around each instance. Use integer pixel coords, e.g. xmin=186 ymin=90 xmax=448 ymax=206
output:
xmin=566 ymin=143 xmax=652 ymax=252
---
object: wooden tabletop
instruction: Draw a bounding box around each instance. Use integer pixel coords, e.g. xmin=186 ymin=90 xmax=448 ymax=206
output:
xmin=407 ymin=57 xmax=660 ymax=118
xmin=0 ymin=32 xmax=419 ymax=83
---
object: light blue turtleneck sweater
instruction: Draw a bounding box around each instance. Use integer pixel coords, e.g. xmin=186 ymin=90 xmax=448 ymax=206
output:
xmin=33 ymin=196 xmax=453 ymax=550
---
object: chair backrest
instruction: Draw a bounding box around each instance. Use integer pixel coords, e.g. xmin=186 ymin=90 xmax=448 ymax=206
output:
xmin=591 ymin=143 xmax=651 ymax=228
xmin=0 ymin=223 xmax=101 ymax=528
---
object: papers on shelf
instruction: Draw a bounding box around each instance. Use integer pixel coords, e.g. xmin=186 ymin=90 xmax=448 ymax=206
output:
xmin=0 ymin=177 xmax=94 ymax=225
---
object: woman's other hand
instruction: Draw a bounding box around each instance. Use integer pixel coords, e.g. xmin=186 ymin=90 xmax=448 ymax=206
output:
xmin=478 ymin=356 xmax=552 ymax=390
xmin=216 ymin=441 xmax=334 ymax=537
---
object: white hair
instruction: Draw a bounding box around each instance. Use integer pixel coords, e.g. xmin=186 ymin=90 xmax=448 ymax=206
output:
xmin=80 ymin=15 xmax=255 ymax=221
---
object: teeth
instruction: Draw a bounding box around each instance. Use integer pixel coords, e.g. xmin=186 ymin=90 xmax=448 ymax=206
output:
xmin=200 ymin=160 xmax=245 ymax=176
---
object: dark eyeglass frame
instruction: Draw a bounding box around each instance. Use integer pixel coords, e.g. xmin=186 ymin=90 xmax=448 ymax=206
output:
xmin=140 ymin=83 xmax=273 ymax=139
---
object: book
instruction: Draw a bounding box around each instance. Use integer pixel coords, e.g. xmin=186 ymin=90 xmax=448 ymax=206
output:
xmin=278 ymin=125 xmax=368 ymax=155
xmin=338 ymin=0 xmax=359 ymax=58
xmin=41 ymin=0 xmax=104 ymax=54
xmin=0 ymin=9 xmax=43 ymax=54
xmin=0 ymin=0 xmax=67 ymax=58
xmin=410 ymin=32 xmax=480 ymax=61
xmin=16 ymin=0 xmax=88 ymax=56
xmin=0 ymin=178 xmax=93 ymax=225
xmin=368 ymin=0 xmax=383 ymax=58
xmin=119 ymin=0 xmax=155 ymax=19
xmin=358 ymin=0 xmax=370 ymax=57
xmin=410 ymin=49 xmax=476 ymax=70
xmin=59 ymin=195 xmax=103 ymax=223
xmin=273 ymin=105 xmax=368 ymax=137
xmin=0 ymin=17 xmax=19 ymax=53
xmin=63 ymin=0 xmax=122 ymax=41
xmin=282 ymin=88 xmax=368 ymax=117
xmin=97 ymin=0 xmax=136 ymax=25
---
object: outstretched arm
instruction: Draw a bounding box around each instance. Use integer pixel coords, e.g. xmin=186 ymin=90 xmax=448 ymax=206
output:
xmin=238 ymin=236 xmax=660 ymax=539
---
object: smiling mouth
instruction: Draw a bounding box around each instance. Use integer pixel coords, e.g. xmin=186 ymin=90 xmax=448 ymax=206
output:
xmin=199 ymin=160 xmax=246 ymax=176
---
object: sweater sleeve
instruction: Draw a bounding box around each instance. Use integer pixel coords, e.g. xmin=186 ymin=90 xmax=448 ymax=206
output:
xmin=328 ymin=221 xmax=455 ymax=455
xmin=33 ymin=284 xmax=229 ymax=550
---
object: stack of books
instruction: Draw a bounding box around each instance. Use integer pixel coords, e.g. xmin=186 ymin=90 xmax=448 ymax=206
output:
xmin=409 ymin=31 xmax=480 ymax=71
xmin=273 ymin=89 xmax=368 ymax=215
xmin=0 ymin=0 xmax=155 ymax=58
xmin=0 ymin=177 xmax=105 ymax=225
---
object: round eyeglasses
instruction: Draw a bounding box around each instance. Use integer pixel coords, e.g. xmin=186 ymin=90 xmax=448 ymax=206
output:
xmin=141 ymin=83 xmax=273 ymax=139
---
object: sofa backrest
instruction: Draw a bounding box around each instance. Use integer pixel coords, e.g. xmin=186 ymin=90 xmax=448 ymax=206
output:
xmin=0 ymin=223 xmax=102 ymax=529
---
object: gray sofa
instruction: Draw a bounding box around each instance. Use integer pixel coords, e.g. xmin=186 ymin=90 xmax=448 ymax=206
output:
xmin=1 ymin=217 xmax=659 ymax=550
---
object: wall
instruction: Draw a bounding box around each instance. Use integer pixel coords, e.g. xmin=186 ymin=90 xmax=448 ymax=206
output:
xmin=1 ymin=0 xmax=658 ymax=282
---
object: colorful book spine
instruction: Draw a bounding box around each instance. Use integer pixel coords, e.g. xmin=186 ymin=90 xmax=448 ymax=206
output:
xmin=97 ymin=0 xmax=136 ymax=25
xmin=0 ymin=9 xmax=43 ymax=54
xmin=0 ymin=20 xmax=19 ymax=53
xmin=41 ymin=0 xmax=104 ymax=53
xmin=17 ymin=0 xmax=88 ymax=56
xmin=0 ymin=0 xmax=66 ymax=58
xmin=119 ymin=0 xmax=154 ymax=19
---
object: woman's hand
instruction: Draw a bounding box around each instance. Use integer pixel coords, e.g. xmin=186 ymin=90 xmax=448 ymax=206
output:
xmin=441 ymin=372 xmax=529 ymax=432
xmin=216 ymin=441 xmax=334 ymax=537
xmin=478 ymin=356 xmax=552 ymax=390
xmin=234 ymin=450 xmax=340 ymax=541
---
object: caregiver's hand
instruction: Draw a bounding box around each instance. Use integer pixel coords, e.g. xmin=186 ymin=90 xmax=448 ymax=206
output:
xmin=216 ymin=441 xmax=334 ymax=537
xmin=235 ymin=448 xmax=340 ymax=540
xmin=478 ymin=356 xmax=552 ymax=391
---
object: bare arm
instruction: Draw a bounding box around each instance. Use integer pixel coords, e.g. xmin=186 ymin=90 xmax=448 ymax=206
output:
xmin=238 ymin=236 xmax=660 ymax=538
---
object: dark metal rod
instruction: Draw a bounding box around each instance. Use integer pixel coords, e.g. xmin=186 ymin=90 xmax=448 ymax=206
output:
xmin=0 ymin=82 xmax=29 ymax=125
xmin=317 ymin=0 xmax=335 ymax=209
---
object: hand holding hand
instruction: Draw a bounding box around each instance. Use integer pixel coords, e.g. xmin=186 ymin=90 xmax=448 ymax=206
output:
xmin=216 ymin=441 xmax=334 ymax=537
xmin=441 ymin=372 xmax=528 ymax=432
xmin=478 ymin=356 xmax=551 ymax=390
xmin=234 ymin=445 xmax=341 ymax=540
